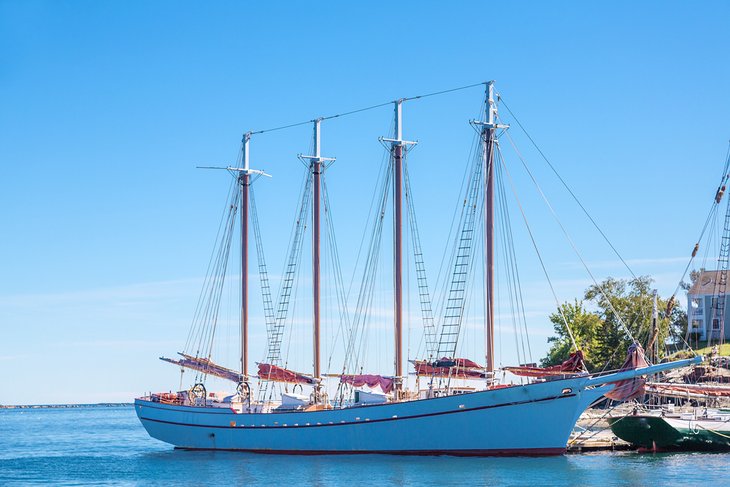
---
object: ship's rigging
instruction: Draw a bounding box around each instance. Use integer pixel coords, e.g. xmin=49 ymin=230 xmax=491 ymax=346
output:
xmin=162 ymin=80 xmax=679 ymax=402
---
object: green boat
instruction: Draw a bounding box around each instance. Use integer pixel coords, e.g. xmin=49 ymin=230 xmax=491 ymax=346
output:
xmin=608 ymin=411 xmax=730 ymax=451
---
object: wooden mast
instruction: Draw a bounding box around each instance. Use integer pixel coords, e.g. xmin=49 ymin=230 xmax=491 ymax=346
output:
xmin=382 ymin=100 xmax=416 ymax=397
xmin=236 ymin=132 xmax=270 ymax=384
xmin=477 ymin=81 xmax=508 ymax=377
xmin=394 ymin=102 xmax=404 ymax=394
xmin=484 ymin=84 xmax=496 ymax=376
xmin=300 ymin=119 xmax=334 ymax=400
xmin=312 ymin=119 xmax=322 ymax=381
xmin=241 ymin=132 xmax=251 ymax=381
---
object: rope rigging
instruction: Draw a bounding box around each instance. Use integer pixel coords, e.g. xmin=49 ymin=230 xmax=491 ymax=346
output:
xmin=181 ymin=177 xmax=240 ymax=383
xmin=265 ymin=170 xmax=313 ymax=367
xmin=436 ymin=133 xmax=484 ymax=359
xmin=404 ymin=157 xmax=438 ymax=360
xmin=499 ymin=126 xmax=637 ymax=346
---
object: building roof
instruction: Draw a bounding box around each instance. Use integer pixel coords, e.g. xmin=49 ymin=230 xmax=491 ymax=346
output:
xmin=688 ymin=270 xmax=727 ymax=296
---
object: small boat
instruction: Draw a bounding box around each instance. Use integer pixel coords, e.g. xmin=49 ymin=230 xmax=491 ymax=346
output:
xmin=135 ymin=82 xmax=700 ymax=455
xmin=608 ymin=408 xmax=730 ymax=451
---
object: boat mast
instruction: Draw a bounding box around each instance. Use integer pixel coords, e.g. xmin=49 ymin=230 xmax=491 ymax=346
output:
xmin=313 ymin=120 xmax=322 ymax=382
xmin=241 ymin=132 xmax=251 ymax=381
xmin=394 ymin=102 xmax=404 ymax=394
xmin=651 ymin=290 xmax=658 ymax=364
xmin=235 ymin=132 xmax=270 ymax=384
xmin=475 ymin=81 xmax=508 ymax=376
xmin=300 ymin=119 xmax=335 ymax=398
xmin=382 ymin=100 xmax=416 ymax=397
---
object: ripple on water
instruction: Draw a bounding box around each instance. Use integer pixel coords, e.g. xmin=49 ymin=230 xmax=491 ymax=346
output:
xmin=1 ymin=406 xmax=728 ymax=486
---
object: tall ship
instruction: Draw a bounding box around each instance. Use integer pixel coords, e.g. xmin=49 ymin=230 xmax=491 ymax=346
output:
xmin=135 ymin=82 xmax=700 ymax=455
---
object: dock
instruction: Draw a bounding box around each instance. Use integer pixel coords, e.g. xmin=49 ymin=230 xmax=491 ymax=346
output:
xmin=567 ymin=409 xmax=634 ymax=453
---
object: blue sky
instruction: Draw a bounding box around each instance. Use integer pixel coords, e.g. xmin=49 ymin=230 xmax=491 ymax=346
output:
xmin=1 ymin=1 xmax=730 ymax=404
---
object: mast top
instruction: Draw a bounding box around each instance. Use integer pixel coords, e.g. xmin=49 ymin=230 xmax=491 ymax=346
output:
xmin=237 ymin=131 xmax=271 ymax=177
xmin=197 ymin=132 xmax=271 ymax=178
xmin=472 ymin=81 xmax=510 ymax=131
xmin=299 ymin=119 xmax=336 ymax=164
xmin=381 ymin=99 xmax=417 ymax=148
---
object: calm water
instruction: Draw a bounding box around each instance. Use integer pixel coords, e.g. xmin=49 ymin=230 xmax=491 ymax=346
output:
xmin=0 ymin=406 xmax=727 ymax=486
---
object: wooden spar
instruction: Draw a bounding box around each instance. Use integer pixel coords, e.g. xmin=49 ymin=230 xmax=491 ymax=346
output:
xmin=394 ymin=135 xmax=404 ymax=389
xmin=383 ymin=100 xmax=416 ymax=395
xmin=393 ymin=101 xmax=404 ymax=393
xmin=484 ymin=82 xmax=496 ymax=375
xmin=198 ymin=132 xmax=269 ymax=385
xmin=241 ymin=133 xmax=251 ymax=381
xmin=650 ymin=290 xmax=658 ymax=364
xmin=238 ymin=132 xmax=271 ymax=382
xmin=299 ymin=119 xmax=334 ymax=393
xmin=312 ymin=119 xmax=322 ymax=381
xmin=484 ymin=131 xmax=495 ymax=374
xmin=474 ymin=81 xmax=508 ymax=377
xmin=241 ymin=171 xmax=250 ymax=379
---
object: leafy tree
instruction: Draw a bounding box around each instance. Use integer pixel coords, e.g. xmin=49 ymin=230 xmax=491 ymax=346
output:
xmin=541 ymin=276 xmax=681 ymax=372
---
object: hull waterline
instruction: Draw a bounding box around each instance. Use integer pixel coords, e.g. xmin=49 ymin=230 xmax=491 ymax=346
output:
xmin=137 ymin=376 xmax=608 ymax=456
xmin=136 ymin=356 xmax=701 ymax=456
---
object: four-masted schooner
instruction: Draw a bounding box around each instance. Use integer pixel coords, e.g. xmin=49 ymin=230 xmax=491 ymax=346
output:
xmin=135 ymin=82 xmax=700 ymax=455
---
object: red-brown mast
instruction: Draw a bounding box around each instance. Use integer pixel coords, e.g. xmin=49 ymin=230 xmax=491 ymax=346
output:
xmin=479 ymin=81 xmax=507 ymax=376
xmin=238 ymin=132 xmax=271 ymax=382
xmin=300 ymin=119 xmax=334 ymax=397
xmin=240 ymin=132 xmax=252 ymax=380
xmin=312 ymin=119 xmax=322 ymax=381
xmin=484 ymin=101 xmax=495 ymax=376
xmin=382 ymin=100 xmax=416 ymax=397
xmin=394 ymin=132 xmax=404 ymax=391
xmin=241 ymin=170 xmax=250 ymax=379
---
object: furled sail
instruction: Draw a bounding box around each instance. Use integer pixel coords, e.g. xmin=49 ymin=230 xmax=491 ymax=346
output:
xmin=503 ymin=350 xmax=586 ymax=378
xmin=412 ymin=357 xmax=487 ymax=379
xmin=257 ymin=363 xmax=319 ymax=385
xmin=339 ymin=374 xmax=395 ymax=393
xmin=647 ymin=382 xmax=730 ymax=397
xmin=604 ymin=343 xmax=649 ymax=401
xmin=160 ymin=353 xmax=243 ymax=383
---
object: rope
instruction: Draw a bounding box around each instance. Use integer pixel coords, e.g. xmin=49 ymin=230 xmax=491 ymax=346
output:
xmin=248 ymin=82 xmax=486 ymax=135
xmin=697 ymin=422 xmax=730 ymax=440
xmin=495 ymin=143 xmax=579 ymax=351
xmin=500 ymin=128 xmax=637 ymax=345
xmin=499 ymin=96 xmax=638 ymax=280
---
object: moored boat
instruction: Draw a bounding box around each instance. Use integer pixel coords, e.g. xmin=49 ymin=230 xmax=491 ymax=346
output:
xmin=608 ymin=409 xmax=730 ymax=451
xmin=136 ymin=81 xmax=701 ymax=455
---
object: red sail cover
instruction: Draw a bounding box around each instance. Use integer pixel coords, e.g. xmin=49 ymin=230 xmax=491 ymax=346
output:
xmin=413 ymin=358 xmax=487 ymax=379
xmin=160 ymin=353 xmax=243 ymax=383
xmin=340 ymin=374 xmax=395 ymax=393
xmin=648 ymin=382 xmax=730 ymax=397
xmin=503 ymin=350 xmax=585 ymax=378
xmin=257 ymin=363 xmax=318 ymax=385
xmin=604 ymin=343 xmax=649 ymax=401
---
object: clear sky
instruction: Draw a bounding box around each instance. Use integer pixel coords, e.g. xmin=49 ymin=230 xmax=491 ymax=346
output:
xmin=2 ymin=1 xmax=730 ymax=404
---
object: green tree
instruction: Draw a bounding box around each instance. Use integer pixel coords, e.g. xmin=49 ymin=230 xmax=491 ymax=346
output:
xmin=541 ymin=300 xmax=603 ymax=370
xmin=542 ymin=276 xmax=678 ymax=371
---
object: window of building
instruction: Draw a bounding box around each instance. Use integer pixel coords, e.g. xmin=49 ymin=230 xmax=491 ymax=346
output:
xmin=692 ymin=319 xmax=703 ymax=329
xmin=713 ymin=319 xmax=721 ymax=330
xmin=692 ymin=298 xmax=702 ymax=308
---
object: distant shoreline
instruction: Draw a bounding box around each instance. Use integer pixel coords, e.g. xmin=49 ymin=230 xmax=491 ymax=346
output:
xmin=0 ymin=403 xmax=133 ymax=409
